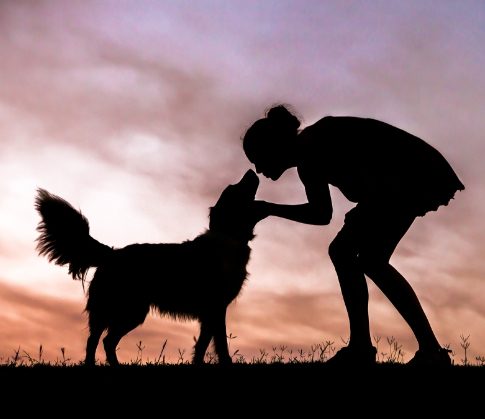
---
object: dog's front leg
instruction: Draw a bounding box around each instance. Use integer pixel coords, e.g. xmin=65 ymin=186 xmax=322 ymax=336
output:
xmin=193 ymin=320 xmax=213 ymax=364
xmin=212 ymin=308 xmax=232 ymax=365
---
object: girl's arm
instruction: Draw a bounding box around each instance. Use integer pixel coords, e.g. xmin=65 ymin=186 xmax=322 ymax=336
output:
xmin=254 ymin=169 xmax=332 ymax=226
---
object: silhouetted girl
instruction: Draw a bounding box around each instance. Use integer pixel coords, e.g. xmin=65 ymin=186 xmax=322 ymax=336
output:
xmin=243 ymin=105 xmax=464 ymax=366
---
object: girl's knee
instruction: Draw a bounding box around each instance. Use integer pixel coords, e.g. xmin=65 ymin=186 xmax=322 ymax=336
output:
xmin=328 ymin=237 xmax=356 ymax=265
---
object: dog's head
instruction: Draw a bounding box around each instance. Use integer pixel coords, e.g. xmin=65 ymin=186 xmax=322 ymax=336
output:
xmin=209 ymin=169 xmax=260 ymax=242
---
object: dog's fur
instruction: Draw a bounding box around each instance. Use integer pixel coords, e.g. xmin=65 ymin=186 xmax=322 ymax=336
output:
xmin=35 ymin=170 xmax=260 ymax=366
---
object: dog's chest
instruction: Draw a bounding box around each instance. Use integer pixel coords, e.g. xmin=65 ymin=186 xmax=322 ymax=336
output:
xmin=204 ymin=238 xmax=250 ymax=293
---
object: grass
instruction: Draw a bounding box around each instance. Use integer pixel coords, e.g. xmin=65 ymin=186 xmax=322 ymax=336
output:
xmin=1 ymin=334 xmax=484 ymax=367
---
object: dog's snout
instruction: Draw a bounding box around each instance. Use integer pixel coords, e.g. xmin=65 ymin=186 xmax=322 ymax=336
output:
xmin=241 ymin=169 xmax=259 ymax=189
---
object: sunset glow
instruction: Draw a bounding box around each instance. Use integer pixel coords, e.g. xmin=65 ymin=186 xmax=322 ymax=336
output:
xmin=1 ymin=1 xmax=484 ymax=364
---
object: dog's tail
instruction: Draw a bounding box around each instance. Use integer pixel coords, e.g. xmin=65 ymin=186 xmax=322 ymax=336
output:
xmin=35 ymin=188 xmax=113 ymax=282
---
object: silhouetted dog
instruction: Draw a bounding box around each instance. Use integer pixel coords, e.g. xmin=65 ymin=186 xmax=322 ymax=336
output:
xmin=35 ymin=170 xmax=260 ymax=366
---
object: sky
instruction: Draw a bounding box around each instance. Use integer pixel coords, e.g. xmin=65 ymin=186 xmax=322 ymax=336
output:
xmin=0 ymin=0 xmax=484 ymax=364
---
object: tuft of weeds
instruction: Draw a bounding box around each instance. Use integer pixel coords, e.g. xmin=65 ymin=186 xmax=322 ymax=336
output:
xmin=475 ymin=355 xmax=485 ymax=367
xmin=154 ymin=339 xmax=168 ymax=365
xmin=460 ymin=334 xmax=471 ymax=366
xmin=385 ymin=336 xmax=405 ymax=364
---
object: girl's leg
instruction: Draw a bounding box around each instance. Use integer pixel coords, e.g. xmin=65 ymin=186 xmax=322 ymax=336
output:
xmin=365 ymin=263 xmax=440 ymax=351
xmin=357 ymin=208 xmax=441 ymax=352
xmin=328 ymin=227 xmax=373 ymax=350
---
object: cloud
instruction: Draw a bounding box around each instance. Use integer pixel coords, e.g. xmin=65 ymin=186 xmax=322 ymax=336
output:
xmin=0 ymin=1 xmax=262 ymax=212
xmin=0 ymin=280 xmax=202 ymax=363
xmin=0 ymin=280 xmax=85 ymax=361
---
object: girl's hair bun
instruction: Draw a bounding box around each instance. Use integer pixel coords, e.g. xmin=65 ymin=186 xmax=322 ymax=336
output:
xmin=267 ymin=105 xmax=301 ymax=131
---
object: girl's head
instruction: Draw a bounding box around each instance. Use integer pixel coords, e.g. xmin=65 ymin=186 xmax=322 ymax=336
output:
xmin=242 ymin=105 xmax=301 ymax=180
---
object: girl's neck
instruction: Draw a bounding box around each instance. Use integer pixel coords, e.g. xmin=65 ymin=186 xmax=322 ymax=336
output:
xmin=284 ymin=137 xmax=301 ymax=168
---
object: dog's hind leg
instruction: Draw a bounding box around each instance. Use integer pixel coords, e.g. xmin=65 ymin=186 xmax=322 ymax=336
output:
xmin=193 ymin=320 xmax=213 ymax=365
xmin=103 ymin=326 xmax=131 ymax=367
xmin=85 ymin=320 xmax=105 ymax=366
xmin=103 ymin=326 xmax=138 ymax=366
xmin=103 ymin=312 xmax=147 ymax=366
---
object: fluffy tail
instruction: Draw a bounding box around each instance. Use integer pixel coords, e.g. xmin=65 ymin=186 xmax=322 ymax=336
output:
xmin=35 ymin=188 xmax=113 ymax=281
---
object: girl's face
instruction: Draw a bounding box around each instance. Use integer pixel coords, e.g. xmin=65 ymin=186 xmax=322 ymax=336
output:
xmin=249 ymin=148 xmax=288 ymax=181
xmin=243 ymin=119 xmax=295 ymax=181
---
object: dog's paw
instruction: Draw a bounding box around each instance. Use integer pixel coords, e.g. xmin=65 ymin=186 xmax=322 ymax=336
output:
xmin=192 ymin=357 xmax=204 ymax=365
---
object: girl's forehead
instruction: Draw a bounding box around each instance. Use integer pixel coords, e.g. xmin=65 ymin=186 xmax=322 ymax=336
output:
xmin=247 ymin=148 xmax=268 ymax=164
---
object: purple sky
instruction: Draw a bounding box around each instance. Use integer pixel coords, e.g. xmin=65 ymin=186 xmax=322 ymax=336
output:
xmin=0 ymin=0 xmax=484 ymax=363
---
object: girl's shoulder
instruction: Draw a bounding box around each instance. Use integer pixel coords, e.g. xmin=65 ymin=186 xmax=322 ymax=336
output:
xmin=298 ymin=116 xmax=333 ymax=142
xmin=299 ymin=116 xmax=343 ymax=145
xmin=301 ymin=115 xmax=361 ymax=138
xmin=303 ymin=115 xmax=335 ymax=131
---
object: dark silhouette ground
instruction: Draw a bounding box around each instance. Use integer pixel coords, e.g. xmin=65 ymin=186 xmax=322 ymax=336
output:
xmin=1 ymin=363 xmax=483 ymax=412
